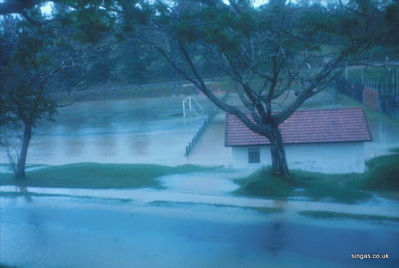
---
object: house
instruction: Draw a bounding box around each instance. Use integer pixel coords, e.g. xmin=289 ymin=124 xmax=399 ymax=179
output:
xmin=225 ymin=107 xmax=372 ymax=173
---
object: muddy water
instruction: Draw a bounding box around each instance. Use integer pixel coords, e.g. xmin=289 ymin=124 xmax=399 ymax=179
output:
xmin=0 ymin=97 xmax=215 ymax=166
xmin=1 ymin=93 xmax=398 ymax=168
xmin=187 ymin=113 xmax=232 ymax=166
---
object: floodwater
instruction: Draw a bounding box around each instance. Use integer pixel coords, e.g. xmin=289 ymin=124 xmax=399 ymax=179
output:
xmin=1 ymin=167 xmax=399 ymax=267
xmin=1 ymin=195 xmax=398 ymax=268
xmin=1 ymin=93 xmax=398 ymax=168
xmin=366 ymin=117 xmax=399 ymax=159
xmin=0 ymin=96 xmax=214 ymax=166
xmin=1 ymin=93 xmax=399 ymax=267
xmin=187 ymin=113 xmax=232 ymax=166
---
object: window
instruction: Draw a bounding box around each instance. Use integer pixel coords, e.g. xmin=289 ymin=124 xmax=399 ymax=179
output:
xmin=248 ymin=148 xmax=260 ymax=164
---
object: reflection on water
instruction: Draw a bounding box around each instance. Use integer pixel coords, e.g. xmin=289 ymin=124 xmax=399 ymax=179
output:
xmin=62 ymin=137 xmax=84 ymax=157
xmin=129 ymin=107 xmax=150 ymax=155
xmin=15 ymin=184 xmax=33 ymax=203
xmin=1 ymin=197 xmax=398 ymax=268
xmin=267 ymin=200 xmax=288 ymax=256
xmin=267 ymin=220 xmax=284 ymax=255
xmin=368 ymin=119 xmax=399 ymax=143
xmin=366 ymin=118 xmax=399 ymax=159
xmin=129 ymin=134 xmax=150 ymax=155
xmin=19 ymin=97 xmax=214 ymax=165
xmin=95 ymin=134 xmax=117 ymax=156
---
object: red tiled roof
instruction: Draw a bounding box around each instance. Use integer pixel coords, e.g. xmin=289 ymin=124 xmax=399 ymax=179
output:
xmin=225 ymin=107 xmax=372 ymax=146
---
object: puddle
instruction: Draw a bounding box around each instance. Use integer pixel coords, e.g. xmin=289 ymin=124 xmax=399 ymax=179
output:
xmin=1 ymin=196 xmax=398 ymax=268
xmin=157 ymin=169 xmax=250 ymax=195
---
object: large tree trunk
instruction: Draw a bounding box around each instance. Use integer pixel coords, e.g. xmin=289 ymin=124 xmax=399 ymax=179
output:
xmin=269 ymin=124 xmax=290 ymax=177
xmin=15 ymin=122 xmax=32 ymax=179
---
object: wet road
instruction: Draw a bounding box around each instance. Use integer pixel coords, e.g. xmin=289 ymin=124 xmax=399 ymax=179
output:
xmin=1 ymin=196 xmax=398 ymax=268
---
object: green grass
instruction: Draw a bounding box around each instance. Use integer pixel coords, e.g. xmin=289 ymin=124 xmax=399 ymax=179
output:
xmin=234 ymin=151 xmax=399 ymax=203
xmin=127 ymin=80 xmax=232 ymax=98
xmin=234 ymin=169 xmax=298 ymax=199
xmin=347 ymin=66 xmax=399 ymax=83
xmin=0 ymin=163 xmax=218 ymax=189
xmin=251 ymin=206 xmax=284 ymax=214
xmin=129 ymin=84 xmax=197 ymax=98
xmin=0 ymin=264 xmax=17 ymax=268
xmin=389 ymin=147 xmax=399 ymax=153
xmin=1 ymin=148 xmax=397 ymax=205
xmin=299 ymin=210 xmax=399 ymax=222
xmin=234 ymin=169 xmax=370 ymax=204
xmin=358 ymin=154 xmax=399 ymax=191
xmin=148 ymin=200 xmax=284 ymax=214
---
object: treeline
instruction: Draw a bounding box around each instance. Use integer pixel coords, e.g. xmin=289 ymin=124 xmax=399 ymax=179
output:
xmin=1 ymin=0 xmax=397 ymax=92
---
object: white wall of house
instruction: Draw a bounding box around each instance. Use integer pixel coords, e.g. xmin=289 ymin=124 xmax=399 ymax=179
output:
xmin=231 ymin=142 xmax=366 ymax=173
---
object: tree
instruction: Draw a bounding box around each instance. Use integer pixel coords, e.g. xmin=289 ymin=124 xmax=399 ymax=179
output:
xmin=136 ymin=0 xmax=389 ymax=176
xmin=0 ymin=16 xmax=61 ymax=178
xmin=0 ymin=0 xmax=128 ymax=177
xmin=0 ymin=0 xmax=133 ymax=178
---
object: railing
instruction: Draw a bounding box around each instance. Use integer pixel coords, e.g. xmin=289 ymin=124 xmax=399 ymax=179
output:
xmin=185 ymin=109 xmax=217 ymax=157
xmin=184 ymin=92 xmax=229 ymax=157
xmin=335 ymin=73 xmax=399 ymax=121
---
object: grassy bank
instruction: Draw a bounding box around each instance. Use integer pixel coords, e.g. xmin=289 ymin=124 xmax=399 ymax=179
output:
xmin=0 ymin=264 xmax=17 ymax=268
xmin=1 ymin=150 xmax=397 ymax=204
xmin=347 ymin=66 xmax=399 ymax=82
xmin=234 ymin=169 xmax=369 ymax=204
xmin=234 ymin=150 xmax=399 ymax=204
xmin=148 ymin=200 xmax=284 ymax=214
xmin=358 ymin=150 xmax=399 ymax=191
xmin=0 ymin=163 xmax=218 ymax=189
xmin=299 ymin=210 xmax=399 ymax=222
xmin=53 ymin=78 xmax=233 ymax=103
